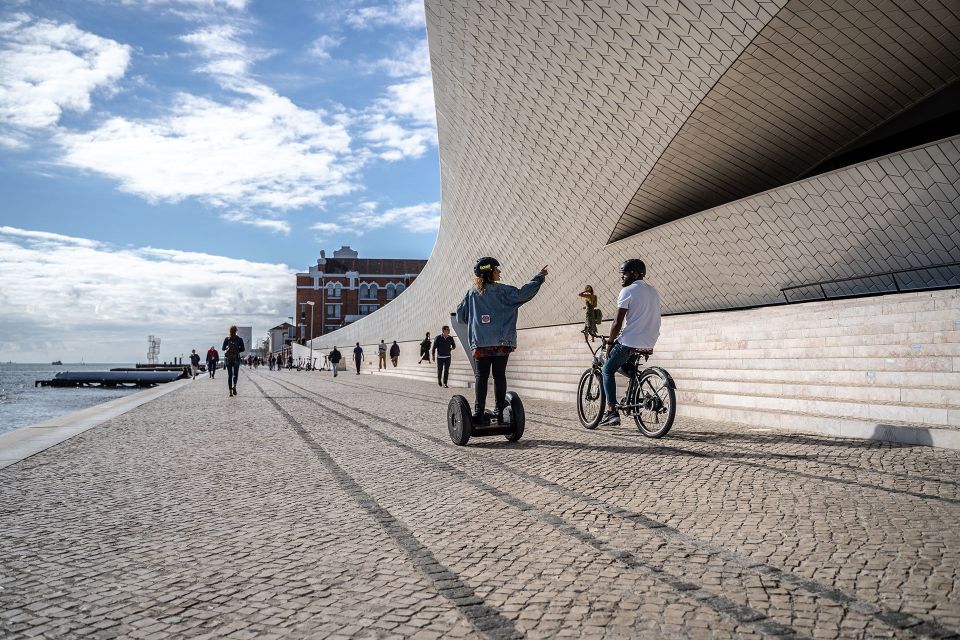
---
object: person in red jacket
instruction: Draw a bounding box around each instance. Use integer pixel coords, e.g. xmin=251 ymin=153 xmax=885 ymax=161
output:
xmin=205 ymin=346 xmax=219 ymax=379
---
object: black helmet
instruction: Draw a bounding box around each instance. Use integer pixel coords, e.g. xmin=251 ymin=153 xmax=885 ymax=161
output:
xmin=474 ymin=256 xmax=500 ymax=277
xmin=618 ymin=259 xmax=646 ymax=278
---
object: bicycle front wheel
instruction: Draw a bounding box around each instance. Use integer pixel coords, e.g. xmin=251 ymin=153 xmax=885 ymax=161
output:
xmin=577 ymin=368 xmax=605 ymax=429
xmin=633 ymin=369 xmax=676 ymax=438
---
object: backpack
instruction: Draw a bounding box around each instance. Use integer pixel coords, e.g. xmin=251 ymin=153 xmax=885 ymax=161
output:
xmin=224 ymin=339 xmax=241 ymax=362
xmin=591 ymin=308 xmax=603 ymax=323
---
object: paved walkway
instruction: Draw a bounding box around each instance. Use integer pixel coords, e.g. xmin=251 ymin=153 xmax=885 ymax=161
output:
xmin=2 ymin=370 xmax=958 ymax=639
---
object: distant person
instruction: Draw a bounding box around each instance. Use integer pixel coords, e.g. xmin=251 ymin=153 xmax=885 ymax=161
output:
xmin=268 ymin=353 xmax=275 ymax=371
xmin=432 ymin=326 xmax=456 ymax=388
xmin=579 ymin=285 xmax=600 ymax=341
xmin=189 ymin=349 xmax=200 ymax=379
xmin=378 ymin=339 xmax=388 ymax=370
xmin=456 ymin=257 xmax=547 ymax=424
xmin=329 ymin=346 xmax=342 ymax=377
xmin=206 ymin=346 xmax=219 ymax=378
xmin=353 ymin=342 xmax=363 ymax=375
xmin=418 ymin=332 xmax=431 ymax=364
xmin=389 ymin=341 xmax=400 ymax=367
xmin=222 ymin=325 xmax=245 ymax=397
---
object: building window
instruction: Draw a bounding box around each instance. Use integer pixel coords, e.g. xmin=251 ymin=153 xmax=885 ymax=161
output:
xmin=326 ymin=304 xmax=341 ymax=319
xmin=386 ymin=283 xmax=396 ymax=300
xmin=359 ymin=283 xmax=369 ymax=299
xmin=359 ymin=304 xmax=378 ymax=315
xmin=369 ymin=283 xmax=378 ymax=299
xmin=327 ymin=282 xmax=342 ymax=298
xmin=396 ymin=283 xmax=405 ymax=295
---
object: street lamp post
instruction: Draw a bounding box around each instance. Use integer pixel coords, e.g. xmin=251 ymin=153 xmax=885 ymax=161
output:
xmin=306 ymin=301 xmax=315 ymax=370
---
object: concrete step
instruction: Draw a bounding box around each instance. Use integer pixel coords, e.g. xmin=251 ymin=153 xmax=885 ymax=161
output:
xmin=677 ymin=403 xmax=960 ymax=449
xmin=677 ymin=377 xmax=960 ymax=407
xmin=676 ymin=389 xmax=958 ymax=428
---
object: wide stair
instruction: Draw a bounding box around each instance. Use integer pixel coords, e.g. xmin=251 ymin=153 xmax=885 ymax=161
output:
xmin=370 ymin=290 xmax=960 ymax=448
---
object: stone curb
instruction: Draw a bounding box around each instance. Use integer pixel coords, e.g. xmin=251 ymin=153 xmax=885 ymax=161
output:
xmin=0 ymin=377 xmax=193 ymax=470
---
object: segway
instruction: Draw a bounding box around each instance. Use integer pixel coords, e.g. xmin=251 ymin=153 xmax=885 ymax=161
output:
xmin=446 ymin=313 xmax=526 ymax=446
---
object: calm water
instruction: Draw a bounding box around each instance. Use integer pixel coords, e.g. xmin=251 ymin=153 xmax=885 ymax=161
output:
xmin=0 ymin=363 xmax=140 ymax=435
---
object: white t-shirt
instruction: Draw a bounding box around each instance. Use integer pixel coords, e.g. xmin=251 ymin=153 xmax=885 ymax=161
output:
xmin=616 ymin=280 xmax=661 ymax=349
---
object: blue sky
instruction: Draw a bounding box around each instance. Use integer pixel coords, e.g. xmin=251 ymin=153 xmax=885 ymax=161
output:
xmin=0 ymin=0 xmax=440 ymax=361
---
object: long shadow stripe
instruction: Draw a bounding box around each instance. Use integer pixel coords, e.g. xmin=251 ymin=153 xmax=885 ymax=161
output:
xmin=267 ymin=373 xmax=960 ymax=640
xmin=257 ymin=374 xmax=805 ymax=639
xmin=319 ymin=374 xmax=960 ymax=503
xmin=249 ymin=378 xmax=523 ymax=640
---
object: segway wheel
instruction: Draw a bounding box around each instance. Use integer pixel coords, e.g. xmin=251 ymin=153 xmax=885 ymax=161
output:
xmin=447 ymin=395 xmax=473 ymax=446
xmin=503 ymin=391 xmax=525 ymax=442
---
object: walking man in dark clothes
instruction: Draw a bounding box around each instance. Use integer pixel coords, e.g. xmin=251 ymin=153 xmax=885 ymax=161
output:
xmin=432 ymin=326 xmax=456 ymax=387
xmin=329 ymin=346 xmax=342 ymax=377
xmin=353 ymin=342 xmax=364 ymax=374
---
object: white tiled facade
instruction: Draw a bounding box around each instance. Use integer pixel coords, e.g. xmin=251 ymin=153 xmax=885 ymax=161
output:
xmin=316 ymin=0 xmax=960 ymax=349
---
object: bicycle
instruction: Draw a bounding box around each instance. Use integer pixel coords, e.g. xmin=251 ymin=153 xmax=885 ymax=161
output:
xmin=576 ymin=333 xmax=677 ymax=437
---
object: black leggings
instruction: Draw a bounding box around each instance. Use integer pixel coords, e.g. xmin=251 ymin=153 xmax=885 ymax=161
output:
xmin=226 ymin=361 xmax=240 ymax=387
xmin=474 ymin=354 xmax=509 ymax=415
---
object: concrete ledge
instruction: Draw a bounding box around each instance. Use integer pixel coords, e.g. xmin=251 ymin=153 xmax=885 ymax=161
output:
xmin=0 ymin=378 xmax=192 ymax=470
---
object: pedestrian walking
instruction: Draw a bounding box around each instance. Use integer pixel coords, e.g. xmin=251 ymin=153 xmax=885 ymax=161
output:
xmin=389 ymin=341 xmax=400 ymax=367
xmin=353 ymin=342 xmax=364 ymax=374
xmin=418 ymin=332 xmax=431 ymax=364
xmin=329 ymin=346 xmax=342 ymax=377
xmin=378 ymin=339 xmax=388 ymax=370
xmin=206 ymin=346 xmax=218 ymax=378
xmin=222 ymin=325 xmax=245 ymax=397
xmin=189 ymin=349 xmax=200 ymax=379
xmin=432 ymin=326 xmax=456 ymax=388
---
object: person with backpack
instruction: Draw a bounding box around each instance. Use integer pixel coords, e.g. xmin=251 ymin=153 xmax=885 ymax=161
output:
xmin=189 ymin=349 xmax=201 ymax=379
xmin=329 ymin=346 xmax=342 ymax=377
xmin=389 ymin=341 xmax=400 ymax=367
xmin=353 ymin=342 xmax=364 ymax=375
xmin=222 ymin=325 xmax=245 ymax=397
xmin=206 ymin=346 xmax=219 ymax=378
xmin=579 ymin=285 xmax=601 ymax=341
xmin=432 ymin=326 xmax=456 ymax=388
xmin=456 ymin=257 xmax=548 ymax=424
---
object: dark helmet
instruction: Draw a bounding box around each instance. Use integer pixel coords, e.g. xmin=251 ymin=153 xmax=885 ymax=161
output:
xmin=618 ymin=259 xmax=646 ymax=278
xmin=474 ymin=256 xmax=500 ymax=277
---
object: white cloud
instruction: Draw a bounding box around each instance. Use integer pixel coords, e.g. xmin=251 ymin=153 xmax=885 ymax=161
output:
xmin=57 ymin=91 xmax=357 ymax=210
xmin=373 ymin=39 xmax=429 ymax=78
xmin=382 ymin=75 xmax=435 ymax=124
xmin=0 ymin=226 xmax=294 ymax=362
xmin=221 ymin=212 xmax=291 ymax=234
xmin=347 ymin=0 xmax=425 ymax=29
xmin=363 ymin=115 xmax=434 ymax=160
xmin=308 ymin=34 xmax=343 ymax=60
xmin=312 ymin=201 xmax=439 ymax=237
xmin=0 ymin=15 xmax=131 ymax=129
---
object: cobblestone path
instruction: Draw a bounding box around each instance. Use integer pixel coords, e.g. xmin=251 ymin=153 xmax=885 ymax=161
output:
xmin=2 ymin=371 xmax=958 ymax=639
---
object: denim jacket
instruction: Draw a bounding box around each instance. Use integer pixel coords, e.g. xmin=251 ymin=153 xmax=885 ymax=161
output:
xmin=456 ymin=273 xmax=545 ymax=350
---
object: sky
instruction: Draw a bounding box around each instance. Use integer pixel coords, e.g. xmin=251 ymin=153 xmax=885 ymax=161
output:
xmin=0 ymin=0 xmax=441 ymax=363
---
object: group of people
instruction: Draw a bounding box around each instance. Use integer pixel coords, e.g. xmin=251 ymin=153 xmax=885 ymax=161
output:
xmin=202 ymin=256 xmax=659 ymax=428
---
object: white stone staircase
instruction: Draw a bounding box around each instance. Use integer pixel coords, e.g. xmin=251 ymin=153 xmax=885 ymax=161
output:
xmin=363 ymin=289 xmax=960 ymax=448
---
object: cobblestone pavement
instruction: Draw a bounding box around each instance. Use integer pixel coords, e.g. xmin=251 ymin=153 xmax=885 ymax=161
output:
xmin=2 ymin=371 xmax=958 ymax=639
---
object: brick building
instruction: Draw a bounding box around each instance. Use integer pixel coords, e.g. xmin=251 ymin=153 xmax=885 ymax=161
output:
xmin=294 ymin=246 xmax=427 ymax=341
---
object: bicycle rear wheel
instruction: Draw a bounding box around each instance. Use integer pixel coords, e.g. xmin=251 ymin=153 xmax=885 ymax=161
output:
xmin=632 ymin=369 xmax=676 ymax=438
xmin=576 ymin=368 xmax=605 ymax=429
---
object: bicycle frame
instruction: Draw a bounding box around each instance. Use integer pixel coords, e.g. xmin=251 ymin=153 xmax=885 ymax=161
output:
xmin=584 ymin=333 xmax=657 ymax=415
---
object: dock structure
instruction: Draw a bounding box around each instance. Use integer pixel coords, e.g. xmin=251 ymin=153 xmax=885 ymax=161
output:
xmin=35 ymin=370 xmax=183 ymax=388
xmin=2 ymin=371 xmax=959 ymax=638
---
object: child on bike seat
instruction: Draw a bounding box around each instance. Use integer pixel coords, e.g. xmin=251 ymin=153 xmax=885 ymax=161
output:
xmin=456 ymin=257 xmax=548 ymax=425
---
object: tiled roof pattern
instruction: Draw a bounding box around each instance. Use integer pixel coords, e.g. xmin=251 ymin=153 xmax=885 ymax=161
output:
xmin=314 ymin=0 xmax=960 ymax=348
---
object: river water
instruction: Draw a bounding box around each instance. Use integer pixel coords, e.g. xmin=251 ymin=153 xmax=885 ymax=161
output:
xmin=0 ymin=363 xmax=140 ymax=436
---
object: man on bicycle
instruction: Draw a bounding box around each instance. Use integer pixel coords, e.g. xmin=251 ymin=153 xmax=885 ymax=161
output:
xmin=600 ymin=259 xmax=661 ymax=426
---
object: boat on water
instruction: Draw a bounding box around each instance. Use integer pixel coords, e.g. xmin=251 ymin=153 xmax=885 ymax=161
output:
xmin=51 ymin=360 xmax=63 ymax=366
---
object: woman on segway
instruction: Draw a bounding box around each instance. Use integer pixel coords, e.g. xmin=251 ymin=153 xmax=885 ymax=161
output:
xmin=456 ymin=257 xmax=548 ymax=425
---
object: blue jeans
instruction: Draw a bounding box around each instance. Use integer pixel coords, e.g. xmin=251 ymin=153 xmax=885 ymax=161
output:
xmin=226 ymin=361 xmax=240 ymax=388
xmin=601 ymin=342 xmax=634 ymax=410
